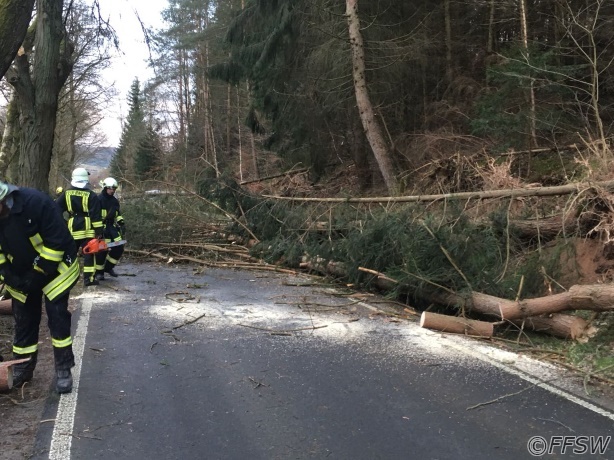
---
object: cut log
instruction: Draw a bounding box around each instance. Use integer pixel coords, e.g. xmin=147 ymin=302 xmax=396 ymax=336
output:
xmin=432 ymin=284 xmax=614 ymax=320
xmin=511 ymin=314 xmax=592 ymax=340
xmin=420 ymin=311 xmax=494 ymax=337
xmin=0 ymin=298 xmax=12 ymax=315
xmin=0 ymin=358 xmax=30 ymax=392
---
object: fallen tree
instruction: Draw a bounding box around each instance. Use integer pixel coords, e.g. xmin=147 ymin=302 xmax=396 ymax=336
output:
xmin=298 ymin=260 xmax=599 ymax=340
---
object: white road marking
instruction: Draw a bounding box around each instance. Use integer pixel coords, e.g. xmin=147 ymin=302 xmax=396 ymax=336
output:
xmin=443 ymin=337 xmax=614 ymax=421
xmin=49 ymin=298 xmax=93 ymax=459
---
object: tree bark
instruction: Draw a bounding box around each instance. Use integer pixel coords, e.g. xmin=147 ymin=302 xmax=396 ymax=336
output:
xmin=511 ymin=314 xmax=590 ymax=340
xmin=7 ymin=0 xmax=72 ymax=192
xmin=434 ymin=284 xmax=614 ymax=320
xmin=0 ymin=0 xmax=35 ymax=80
xmin=0 ymin=91 xmax=20 ymax=178
xmin=264 ymin=178 xmax=614 ymax=203
xmin=346 ymin=0 xmax=398 ymax=194
xmin=420 ymin=311 xmax=494 ymax=337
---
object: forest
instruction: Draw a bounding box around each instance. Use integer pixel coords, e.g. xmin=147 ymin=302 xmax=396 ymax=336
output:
xmin=1 ymin=0 xmax=614 ymax=377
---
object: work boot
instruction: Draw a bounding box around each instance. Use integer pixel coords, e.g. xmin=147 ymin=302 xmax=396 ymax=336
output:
xmin=84 ymin=277 xmax=99 ymax=287
xmin=95 ymin=271 xmax=105 ymax=281
xmin=105 ymin=267 xmax=118 ymax=277
xmin=12 ymin=368 xmax=34 ymax=387
xmin=12 ymin=352 xmax=37 ymax=387
xmin=55 ymin=369 xmax=73 ymax=394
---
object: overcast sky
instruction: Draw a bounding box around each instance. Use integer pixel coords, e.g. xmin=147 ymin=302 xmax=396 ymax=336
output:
xmin=98 ymin=0 xmax=168 ymax=147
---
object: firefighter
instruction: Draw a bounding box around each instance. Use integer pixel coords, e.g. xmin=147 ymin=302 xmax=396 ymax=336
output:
xmin=0 ymin=181 xmax=80 ymax=393
xmin=56 ymin=167 xmax=103 ymax=286
xmin=95 ymin=177 xmax=125 ymax=280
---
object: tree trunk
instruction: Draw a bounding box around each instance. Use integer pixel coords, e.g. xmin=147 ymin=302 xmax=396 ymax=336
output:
xmin=7 ymin=0 xmax=72 ymax=192
xmin=420 ymin=311 xmax=494 ymax=337
xmin=518 ymin=0 xmax=537 ymax=148
xmin=435 ymin=284 xmax=614 ymax=320
xmin=0 ymin=91 xmax=20 ymax=178
xmin=346 ymin=0 xmax=398 ymax=194
xmin=0 ymin=0 xmax=35 ymax=80
xmin=511 ymin=314 xmax=590 ymax=340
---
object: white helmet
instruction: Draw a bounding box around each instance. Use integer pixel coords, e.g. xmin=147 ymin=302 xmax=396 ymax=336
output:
xmin=71 ymin=167 xmax=90 ymax=188
xmin=0 ymin=181 xmax=18 ymax=201
xmin=102 ymin=177 xmax=118 ymax=189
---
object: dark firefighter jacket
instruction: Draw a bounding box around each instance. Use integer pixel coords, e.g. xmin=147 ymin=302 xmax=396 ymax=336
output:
xmin=99 ymin=191 xmax=125 ymax=242
xmin=56 ymin=186 xmax=103 ymax=240
xmin=0 ymin=187 xmax=79 ymax=303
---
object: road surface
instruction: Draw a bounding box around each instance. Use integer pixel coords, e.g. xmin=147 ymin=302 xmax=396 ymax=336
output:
xmin=32 ymin=262 xmax=613 ymax=459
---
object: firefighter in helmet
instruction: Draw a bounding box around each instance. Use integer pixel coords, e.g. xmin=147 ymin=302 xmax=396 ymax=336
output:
xmin=95 ymin=177 xmax=125 ymax=280
xmin=0 ymin=181 xmax=80 ymax=393
xmin=56 ymin=167 xmax=103 ymax=286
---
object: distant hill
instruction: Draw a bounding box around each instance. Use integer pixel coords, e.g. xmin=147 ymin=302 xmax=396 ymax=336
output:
xmin=83 ymin=146 xmax=115 ymax=169
xmin=78 ymin=146 xmax=116 ymax=187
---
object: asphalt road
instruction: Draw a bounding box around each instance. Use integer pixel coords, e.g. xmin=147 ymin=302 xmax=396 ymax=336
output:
xmin=32 ymin=262 xmax=614 ymax=460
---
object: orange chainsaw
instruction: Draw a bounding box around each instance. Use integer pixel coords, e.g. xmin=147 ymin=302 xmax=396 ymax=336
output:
xmin=82 ymin=238 xmax=127 ymax=255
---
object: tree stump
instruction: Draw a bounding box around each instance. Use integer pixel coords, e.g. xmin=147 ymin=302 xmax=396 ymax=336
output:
xmin=420 ymin=311 xmax=494 ymax=337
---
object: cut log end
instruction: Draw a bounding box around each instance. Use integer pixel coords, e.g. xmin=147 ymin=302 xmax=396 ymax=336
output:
xmin=0 ymin=358 xmax=31 ymax=392
xmin=0 ymin=364 xmax=14 ymax=392
xmin=0 ymin=298 xmax=12 ymax=315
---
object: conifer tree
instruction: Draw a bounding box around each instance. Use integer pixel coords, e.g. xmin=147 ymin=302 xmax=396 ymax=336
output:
xmin=134 ymin=126 xmax=161 ymax=180
xmin=110 ymin=78 xmax=147 ymax=184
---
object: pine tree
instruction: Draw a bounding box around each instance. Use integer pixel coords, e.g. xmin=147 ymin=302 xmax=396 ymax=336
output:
xmin=110 ymin=78 xmax=147 ymax=184
xmin=134 ymin=126 xmax=161 ymax=180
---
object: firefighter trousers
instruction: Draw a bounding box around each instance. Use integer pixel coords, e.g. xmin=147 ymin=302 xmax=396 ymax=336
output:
xmin=12 ymin=291 xmax=74 ymax=371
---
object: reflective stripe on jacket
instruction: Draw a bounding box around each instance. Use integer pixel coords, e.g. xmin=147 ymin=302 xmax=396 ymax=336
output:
xmin=0 ymin=188 xmax=79 ymax=301
xmin=56 ymin=187 xmax=103 ymax=239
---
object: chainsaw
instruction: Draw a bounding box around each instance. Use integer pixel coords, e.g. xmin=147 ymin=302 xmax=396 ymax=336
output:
xmin=82 ymin=238 xmax=127 ymax=255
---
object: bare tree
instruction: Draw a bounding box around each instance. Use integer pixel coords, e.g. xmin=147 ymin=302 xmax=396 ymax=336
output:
xmin=346 ymin=0 xmax=398 ymax=194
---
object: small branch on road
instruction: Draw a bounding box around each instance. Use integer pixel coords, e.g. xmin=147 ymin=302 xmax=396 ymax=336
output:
xmin=536 ymin=418 xmax=575 ymax=432
xmin=163 ymin=312 xmax=207 ymax=333
xmin=247 ymin=377 xmax=269 ymax=388
xmin=238 ymin=323 xmax=328 ymax=334
xmin=466 ymin=386 xmax=533 ymax=411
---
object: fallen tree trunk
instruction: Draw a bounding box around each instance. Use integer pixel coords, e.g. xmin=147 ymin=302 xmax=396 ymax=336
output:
xmin=356 ymin=267 xmax=600 ymax=339
xmin=420 ymin=312 xmax=494 ymax=337
xmin=511 ymin=314 xmax=592 ymax=340
xmin=437 ymin=285 xmax=614 ymax=320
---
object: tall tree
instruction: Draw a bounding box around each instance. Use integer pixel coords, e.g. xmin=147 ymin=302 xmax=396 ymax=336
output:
xmin=346 ymin=0 xmax=398 ymax=194
xmin=110 ymin=79 xmax=147 ymax=184
xmin=5 ymin=0 xmax=73 ymax=191
xmin=0 ymin=0 xmax=35 ymax=80
xmin=134 ymin=126 xmax=162 ymax=180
